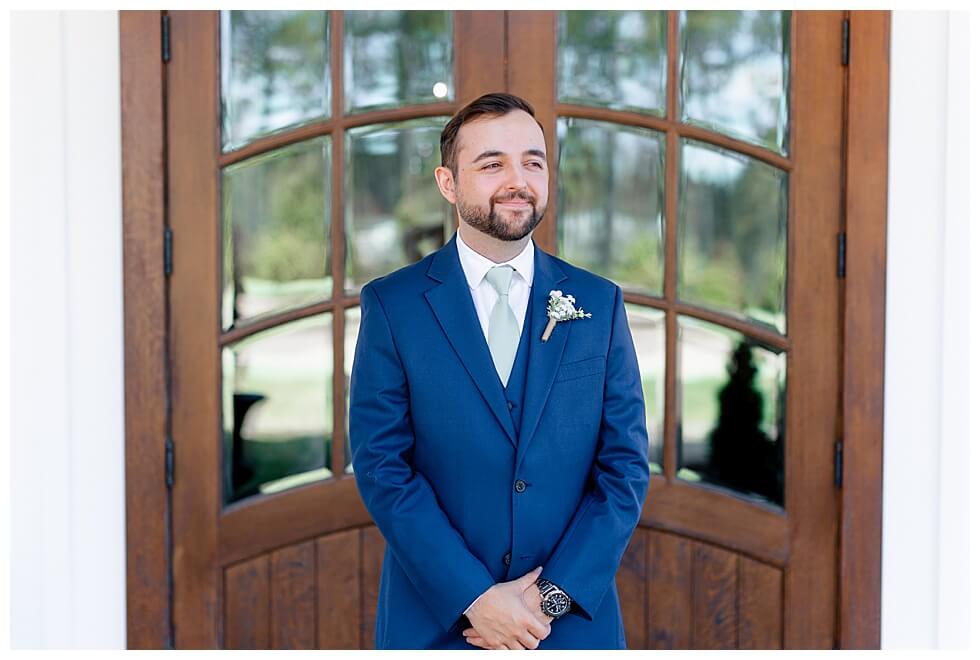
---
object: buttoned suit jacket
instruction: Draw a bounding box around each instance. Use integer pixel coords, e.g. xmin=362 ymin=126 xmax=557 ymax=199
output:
xmin=349 ymin=232 xmax=650 ymax=649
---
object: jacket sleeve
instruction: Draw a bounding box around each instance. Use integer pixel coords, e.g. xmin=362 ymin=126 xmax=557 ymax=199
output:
xmin=349 ymin=282 xmax=496 ymax=633
xmin=541 ymin=284 xmax=651 ymax=621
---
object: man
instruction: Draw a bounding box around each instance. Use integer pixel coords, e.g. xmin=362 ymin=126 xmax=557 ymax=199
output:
xmin=349 ymin=92 xmax=650 ymax=650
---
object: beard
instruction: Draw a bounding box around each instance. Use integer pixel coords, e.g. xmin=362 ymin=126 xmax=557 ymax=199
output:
xmin=456 ymin=191 xmax=545 ymax=241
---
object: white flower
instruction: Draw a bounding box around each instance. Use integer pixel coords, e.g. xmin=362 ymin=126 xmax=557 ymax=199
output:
xmin=541 ymin=290 xmax=592 ymax=341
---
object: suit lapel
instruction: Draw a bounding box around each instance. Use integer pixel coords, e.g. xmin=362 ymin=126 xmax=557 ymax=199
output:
xmin=516 ymin=243 xmax=570 ymax=468
xmin=424 ymin=235 xmax=518 ymax=446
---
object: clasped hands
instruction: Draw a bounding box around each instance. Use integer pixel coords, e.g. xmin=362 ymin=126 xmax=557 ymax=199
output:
xmin=462 ymin=566 xmax=556 ymax=650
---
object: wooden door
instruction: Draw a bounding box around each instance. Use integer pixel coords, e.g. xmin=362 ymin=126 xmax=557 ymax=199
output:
xmin=166 ymin=10 xmax=844 ymax=649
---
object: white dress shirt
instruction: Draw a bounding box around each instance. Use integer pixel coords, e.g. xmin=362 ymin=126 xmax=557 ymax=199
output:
xmin=455 ymin=231 xmax=535 ymax=617
xmin=455 ymin=231 xmax=535 ymax=344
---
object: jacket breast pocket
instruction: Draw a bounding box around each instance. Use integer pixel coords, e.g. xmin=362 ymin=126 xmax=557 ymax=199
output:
xmin=554 ymin=355 xmax=606 ymax=383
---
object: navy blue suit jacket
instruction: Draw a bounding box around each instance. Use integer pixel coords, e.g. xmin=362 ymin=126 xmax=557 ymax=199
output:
xmin=349 ymin=233 xmax=650 ymax=649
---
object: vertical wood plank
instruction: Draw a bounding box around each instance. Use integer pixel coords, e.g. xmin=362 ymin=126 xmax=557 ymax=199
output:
xmin=168 ymin=10 xmax=221 ymax=649
xmin=648 ymin=530 xmax=692 ymax=649
xmin=360 ymin=526 xmax=386 ymax=649
xmin=616 ymin=528 xmax=648 ymax=648
xmin=120 ymin=9 xmax=170 ymax=649
xmin=455 ymin=11 xmax=506 ymax=104
xmin=317 ymin=529 xmax=361 ymax=649
xmin=506 ymin=11 xmax=558 ymax=254
xmin=270 ymin=541 xmax=317 ymax=649
xmin=224 ymin=554 xmax=270 ymax=649
xmin=840 ymin=9 xmax=890 ymax=650
xmin=785 ymin=9 xmax=846 ymax=651
xmin=691 ymin=542 xmax=737 ymax=649
xmin=738 ymin=556 xmax=783 ymax=649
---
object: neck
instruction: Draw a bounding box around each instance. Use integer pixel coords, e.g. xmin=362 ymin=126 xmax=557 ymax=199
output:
xmin=457 ymin=222 xmax=532 ymax=263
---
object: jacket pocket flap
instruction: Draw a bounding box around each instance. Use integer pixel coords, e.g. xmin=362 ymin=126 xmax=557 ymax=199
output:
xmin=555 ymin=355 xmax=606 ymax=382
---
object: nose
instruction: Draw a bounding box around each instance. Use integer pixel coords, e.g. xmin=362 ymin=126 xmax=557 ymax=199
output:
xmin=501 ymin=161 xmax=528 ymax=192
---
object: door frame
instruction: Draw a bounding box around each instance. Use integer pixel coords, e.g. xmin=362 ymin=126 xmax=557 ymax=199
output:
xmin=120 ymin=9 xmax=889 ymax=649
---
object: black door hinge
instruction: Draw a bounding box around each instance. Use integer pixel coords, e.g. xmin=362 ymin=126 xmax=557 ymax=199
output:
xmin=834 ymin=440 xmax=843 ymax=488
xmin=164 ymin=226 xmax=173 ymax=276
xmin=165 ymin=436 xmax=174 ymax=488
xmin=842 ymin=18 xmax=850 ymax=66
xmin=162 ymin=14 xmax=171 ymax=63
xmin=837 ymin=232 xmax=846 ymax=278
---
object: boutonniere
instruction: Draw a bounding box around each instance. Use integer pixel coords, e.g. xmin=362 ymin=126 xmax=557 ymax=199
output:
xmin=541 ymin=290 xmax=592 ymax=342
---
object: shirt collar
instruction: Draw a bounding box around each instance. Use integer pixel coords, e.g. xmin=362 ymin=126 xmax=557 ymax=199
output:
xmin=456 ymin=230 xmax=535 ymax=291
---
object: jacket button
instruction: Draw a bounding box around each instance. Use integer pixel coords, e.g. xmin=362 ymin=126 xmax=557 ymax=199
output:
xmin=507 ymin=401 xmax=515 ymax=411
xmin=514 ymin=479 xmax=526 ymax=493
xmin=503 ymin=552 xmax=511 ymax=565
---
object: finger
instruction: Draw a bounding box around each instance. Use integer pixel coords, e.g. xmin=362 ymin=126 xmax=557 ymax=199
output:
xmin=519 ymin=631 xmax=540 ymax=649
xmin=465 ymin=636 xmax=490 ymax=649
xmin=505 ymin=639 xmax=523 ymax=650
xmin=462 ymin=627 xmax=476 ymax=636
xmin=528 ymin=618 xmax=550 ymax=640
xmin=519 ymin=566 xmax=543 ymax=588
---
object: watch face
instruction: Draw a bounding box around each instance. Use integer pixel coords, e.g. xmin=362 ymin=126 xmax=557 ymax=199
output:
xmin=544 ymin=592 xmax=571 ymax=617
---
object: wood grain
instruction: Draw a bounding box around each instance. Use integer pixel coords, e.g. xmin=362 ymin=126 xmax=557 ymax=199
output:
xmin=224 ymin=554 xmax=270 ymax=649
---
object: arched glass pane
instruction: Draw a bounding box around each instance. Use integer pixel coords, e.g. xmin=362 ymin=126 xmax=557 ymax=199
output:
xmin=557 ymin=118 xmax=665 ymax=297
xmin=344 ymin=10 xmax=453 ymax=113
xmin=625 ymin=304 xmax=666 ymax=474
xmin=678 ymin=139 xmax=787 ymax=333
xmin=222 ymin=137 xmax=331 ymax=331
xmin=679 ymin=10 xmax=791 ymax=155
xmin=557 ymin=10 xmax=668 ymax=116
xmin=345 ymin=118 xmax=453 ymax=292
xmin=222 ymin=314 xmax=333 ymax=505
xmin=220 ymin=10 xmax=331 ymax=152
xmin=677 ymin=316 xmax=785 ymax=508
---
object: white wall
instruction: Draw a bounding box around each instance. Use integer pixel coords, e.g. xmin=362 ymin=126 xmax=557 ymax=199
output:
xmin=881 ymin=10 xmax=970 ymax=650
xmin=4 ymin=9 xmax=971 ymax=651
xmin=9 ymin=11 xmax=126 ymax=649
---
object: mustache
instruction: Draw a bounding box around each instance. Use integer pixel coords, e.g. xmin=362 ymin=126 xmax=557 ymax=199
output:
xmin=492 ymin=192 xmax=535 ymax=204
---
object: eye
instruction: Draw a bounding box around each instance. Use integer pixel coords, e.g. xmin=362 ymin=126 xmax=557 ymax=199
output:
xmin=482 ymin=162 xmax=501 ymax=170
xmin=526 ymin=161 xmax=544 ymax=169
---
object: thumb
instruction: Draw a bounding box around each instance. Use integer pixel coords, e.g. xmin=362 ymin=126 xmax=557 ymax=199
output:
xmin=520 ymin=566 xmax=543 ymax=587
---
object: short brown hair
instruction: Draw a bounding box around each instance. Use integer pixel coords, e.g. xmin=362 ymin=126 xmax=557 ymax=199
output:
xmin=440 ymin=92 xmax=544 ymax=177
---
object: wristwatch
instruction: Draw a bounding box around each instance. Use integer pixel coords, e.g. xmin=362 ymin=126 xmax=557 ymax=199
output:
xmin=535 ymin=577 xmax=572 ymax=618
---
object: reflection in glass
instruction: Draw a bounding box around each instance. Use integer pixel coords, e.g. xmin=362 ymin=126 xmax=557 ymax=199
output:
xmin=222 ymin=314 xmax=333 ymax=504
xmin=625 ymin=304 xmax=666 ymax=473
xmin=557 ymin=11 xmax=668 ymax=115
xmin=679 ymin=10 xmax=791 ymax=154
xmin=557 ymin=118 xmax=665 ymax=296
xmin=343 ymin=306 xmax=360 ymax=475
xmin=222 ymin=138 xmax=331 ymax=331
xmin=677 ymin=316 xmax=785 ymax=507
xmin=345 ymin=118 xmax=453 ymax=291
xmin=220 ymin=11 xmax=331 ymax=152
xmin=678 ymin=139 xmax=787 ymax=333
xmin=344 ymin=11 xmax=453 ymax=113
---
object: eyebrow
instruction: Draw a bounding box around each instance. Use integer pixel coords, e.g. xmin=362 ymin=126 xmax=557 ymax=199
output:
xmin=471 ymin=149 xmax=547 ymax=164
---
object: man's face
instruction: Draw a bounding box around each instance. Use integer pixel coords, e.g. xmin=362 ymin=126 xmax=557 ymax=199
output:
xmin=436 ymin=110 xmax=549 ymax=241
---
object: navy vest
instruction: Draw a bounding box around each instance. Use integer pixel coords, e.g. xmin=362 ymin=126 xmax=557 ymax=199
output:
xmin=501 ymin=295 xmax=533 ymax=437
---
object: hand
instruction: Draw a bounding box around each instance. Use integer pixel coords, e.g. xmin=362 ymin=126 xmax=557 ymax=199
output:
xmin=461 ymin=566 xmax=551 ymax=650
xmin=464 ymin=579 xmax=555 ymax=650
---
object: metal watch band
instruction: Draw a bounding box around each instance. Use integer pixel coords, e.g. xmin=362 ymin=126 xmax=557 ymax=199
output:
xmin=535 ymin=577 xmax=571 ymax=618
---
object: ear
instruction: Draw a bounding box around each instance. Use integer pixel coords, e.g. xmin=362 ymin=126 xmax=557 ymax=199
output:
xmin=434 ymin=166 xmax=457 ymax=205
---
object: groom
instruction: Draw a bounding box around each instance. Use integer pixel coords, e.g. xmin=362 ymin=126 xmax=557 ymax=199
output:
xmin=349 ymin=92 xmax=650 ymax=650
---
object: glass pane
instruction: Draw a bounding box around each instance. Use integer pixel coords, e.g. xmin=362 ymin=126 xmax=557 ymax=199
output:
xmin=625 ymin=304 xmax=666 ymax=473
xmin=557 ymin=11 xmax=668 ymax=115
xmin=677 ymin=316 xmax=785 ymax=507
xmin=557 ymin=118 xmax=665 ymax=297
xmin=221 ymin=11 xmax=331 ymax=152
xmin=343 ymin=306 xmax=360 ymax=476
xmin=344 ymin=10 xmax=453 ymax=113
xmin=222 ymin=137 xmax=331 ymax=331
xmin=678 ymin=139 xmax=787 ymax=333
xmin=222 ymin=314 xmax=333 ymax=504
xmin=679 ymin=10 xmax=791 ymax=155
xmin=345 ymin=118 xmax=453 ymax=292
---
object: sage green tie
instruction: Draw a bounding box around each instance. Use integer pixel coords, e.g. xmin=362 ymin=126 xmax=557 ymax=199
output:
xmin=485 ymin=265 xmax=520 ymax=387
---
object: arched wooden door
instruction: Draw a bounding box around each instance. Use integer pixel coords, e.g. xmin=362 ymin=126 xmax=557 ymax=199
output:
xmin=167 ymin=10 xmax=844 ymax=649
